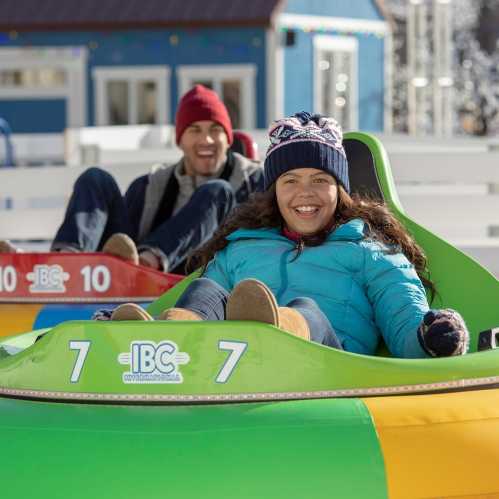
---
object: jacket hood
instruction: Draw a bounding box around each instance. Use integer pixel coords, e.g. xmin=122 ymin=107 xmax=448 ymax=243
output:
xmin=226 ymin=218 xmax=367 ymax=243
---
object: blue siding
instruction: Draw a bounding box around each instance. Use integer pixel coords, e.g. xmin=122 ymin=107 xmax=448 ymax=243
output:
xmin=0 ymin=99 xmax=66 ymax=133
xmin=358 ymin=36 xmax=384 ymax=131
xmin=283 ymin=0 xmax=384 ymax=21
xmin=284 ymin=30 xmax=314 ymax=115
xmin=2 ymin=27 xmax=268 ymax=129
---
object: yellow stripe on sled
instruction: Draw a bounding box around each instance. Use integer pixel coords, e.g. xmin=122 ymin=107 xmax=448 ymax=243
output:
xmin=0 ymin=304 xmax=42 ymax=337
xmin=363 ymin=388 xmax=499 ymax=499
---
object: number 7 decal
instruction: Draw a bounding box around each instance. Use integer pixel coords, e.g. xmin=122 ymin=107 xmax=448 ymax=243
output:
xmin=69 ymin=340 xmax=91 ymax=383
xmin=216 ymin=341 xmax=248 ymax=383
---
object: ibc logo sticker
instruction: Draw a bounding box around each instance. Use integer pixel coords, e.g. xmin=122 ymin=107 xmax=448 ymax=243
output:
xmin=27 ymin=264 xmax=70 ymax=293
xmin=118 ymin=340 xmax=190 ymax=384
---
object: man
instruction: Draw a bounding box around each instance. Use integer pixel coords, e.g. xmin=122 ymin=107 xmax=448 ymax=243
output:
xmin=0 ymin=85 xmax=263 ymax=273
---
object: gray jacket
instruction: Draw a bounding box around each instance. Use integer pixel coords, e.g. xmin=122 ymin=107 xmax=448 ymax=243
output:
xmin=124 ymin=152 xmax=263 ymax=241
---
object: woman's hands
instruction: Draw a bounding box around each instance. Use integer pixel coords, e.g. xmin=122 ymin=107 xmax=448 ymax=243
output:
xmin=418 ymin=309 xmax=470 ymax=357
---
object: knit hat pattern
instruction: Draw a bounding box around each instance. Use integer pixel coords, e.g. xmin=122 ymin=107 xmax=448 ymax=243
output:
xmin=264 ymin=112 xmax=349 ymax=192
xmin=175 ymin=84 xmax=233 ymax=145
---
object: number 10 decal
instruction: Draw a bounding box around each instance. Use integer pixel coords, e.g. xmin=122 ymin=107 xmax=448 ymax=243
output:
xmin=81 ymin=265 xmax=111 ymax=293
xmin=216 ymin=341 xmax=248 ymax=383
xmin=69 ymin=340 xmax=91 ymax=383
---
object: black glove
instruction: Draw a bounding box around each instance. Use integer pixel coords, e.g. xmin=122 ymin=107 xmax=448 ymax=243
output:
xmin=418 ymin=309 xmax=469 ymax=357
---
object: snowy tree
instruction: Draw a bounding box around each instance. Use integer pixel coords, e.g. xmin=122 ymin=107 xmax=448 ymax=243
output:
xmin=453 ymin=0 xmax=499 ymax=135
xmin=384 ymin=0 xmax=499 ymax=136
xmin=384 ymin=0 xmax=410 ymax=133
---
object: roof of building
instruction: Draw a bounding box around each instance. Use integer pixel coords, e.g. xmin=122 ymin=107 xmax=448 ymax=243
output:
xmin=0 ymin=0 xmax=284 ymax=31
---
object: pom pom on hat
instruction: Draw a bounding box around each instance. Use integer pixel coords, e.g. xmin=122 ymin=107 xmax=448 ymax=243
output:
xmin=175 ymin=85 xmax=233 ymax=145
xmin=263 ymin=112 xmax=350 ymax=192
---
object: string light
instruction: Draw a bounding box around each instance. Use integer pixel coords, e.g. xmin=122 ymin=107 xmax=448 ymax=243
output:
xmin=280 ymin=25 xmax=385 ymax=38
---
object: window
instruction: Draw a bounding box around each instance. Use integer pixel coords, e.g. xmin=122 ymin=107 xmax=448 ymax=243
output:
xmin=0 ymin=47 xmax=87 ymax=127
xmin=93 ymin=66 xmax=170 ymax=126
xmin=313 ymin=36 xmax=358 ymax=130
xmin=0 ymin=68 xmax=67 ymax=88
xmin=177 ymin=65 xmax=257 ymax=129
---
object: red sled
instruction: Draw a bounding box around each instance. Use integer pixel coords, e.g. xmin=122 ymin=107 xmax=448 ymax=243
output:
xmin=0 ymin=252 xmax=184 ymax=303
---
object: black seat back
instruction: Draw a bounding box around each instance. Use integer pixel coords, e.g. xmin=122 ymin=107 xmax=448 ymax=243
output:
xmin=343 ymin=138 xmax=383 ymax=200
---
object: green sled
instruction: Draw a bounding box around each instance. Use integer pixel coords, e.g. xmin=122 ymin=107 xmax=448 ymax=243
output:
xmin=0 ymin=133 xmax=498 ymax=499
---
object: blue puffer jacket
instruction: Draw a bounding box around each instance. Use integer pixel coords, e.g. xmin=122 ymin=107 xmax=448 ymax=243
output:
xmin=204 ymin=219 xmax=430 ymax=358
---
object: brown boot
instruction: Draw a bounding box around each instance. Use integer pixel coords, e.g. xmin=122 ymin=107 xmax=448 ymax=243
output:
xmin=226 ymin=279 xmax=279 ymax=325
xmin=111 ymin=303 xmax=153 ymax=321
xmin=226 ymin=279 xmax=310 ymax=340
xmin=278 ymin=307 xmax=310 ymax=341
xmin=158 ymin=308 xmax=203 ymax=321
xmin=102 ymin=233 xmax=139 ymax=265
xmin=0 ymin=240 xmax=21 ymax=253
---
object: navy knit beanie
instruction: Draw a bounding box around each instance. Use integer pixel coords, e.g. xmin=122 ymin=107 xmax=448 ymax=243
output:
xmin=264 ymin=112 xmax=350 ymax=193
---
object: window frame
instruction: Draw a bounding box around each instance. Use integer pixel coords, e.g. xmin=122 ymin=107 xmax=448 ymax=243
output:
xmin=92 ymin=66 xmax=170 ymax=126
xmin=313 ymin=35 xmax=358 ymax=130
xmin=176 ymin=64 xmax=257 ymax=129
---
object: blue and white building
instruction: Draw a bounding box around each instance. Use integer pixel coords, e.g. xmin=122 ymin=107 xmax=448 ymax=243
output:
xmin=0 ymin=0 xmax=391 ymax=134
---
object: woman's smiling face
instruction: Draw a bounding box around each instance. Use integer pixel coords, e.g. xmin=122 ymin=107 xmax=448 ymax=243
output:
xmin=275 ymin=168 xmax=338 ymax=235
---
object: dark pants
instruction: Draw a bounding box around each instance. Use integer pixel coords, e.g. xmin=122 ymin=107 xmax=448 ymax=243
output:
xmin=176 ymin=277 xmax=343 ymax=349
xmin=52 ymin=167 xmax=236 ymax=271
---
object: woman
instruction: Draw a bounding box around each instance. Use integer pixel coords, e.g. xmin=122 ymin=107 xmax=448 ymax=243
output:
xmin=113 ymin=112 xmax=469 ymax=358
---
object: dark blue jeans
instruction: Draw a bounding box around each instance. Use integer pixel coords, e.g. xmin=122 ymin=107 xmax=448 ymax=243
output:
xmin=52 ymin=167 xmax=236 ymax=271
xmin=176 ymin=277 xmax=343 ymax=349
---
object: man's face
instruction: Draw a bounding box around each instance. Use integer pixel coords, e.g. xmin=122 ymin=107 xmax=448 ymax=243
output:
xmin=178 ymin=120 xmax=230 ymax=176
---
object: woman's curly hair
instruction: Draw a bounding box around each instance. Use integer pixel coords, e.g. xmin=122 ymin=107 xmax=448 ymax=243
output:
xmin=189 ymin=185 xmax=436 ymax=302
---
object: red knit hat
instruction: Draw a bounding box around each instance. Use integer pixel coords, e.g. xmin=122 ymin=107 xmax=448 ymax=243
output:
xmin=175 ymin=85 xmax=233 ymax=145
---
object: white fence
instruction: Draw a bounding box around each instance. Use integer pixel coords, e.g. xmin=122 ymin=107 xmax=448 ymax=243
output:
xmin=0 ymin=133 xmax=64 ymax=166
xmin=0 ymin=128 xmax=498 ymax=276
